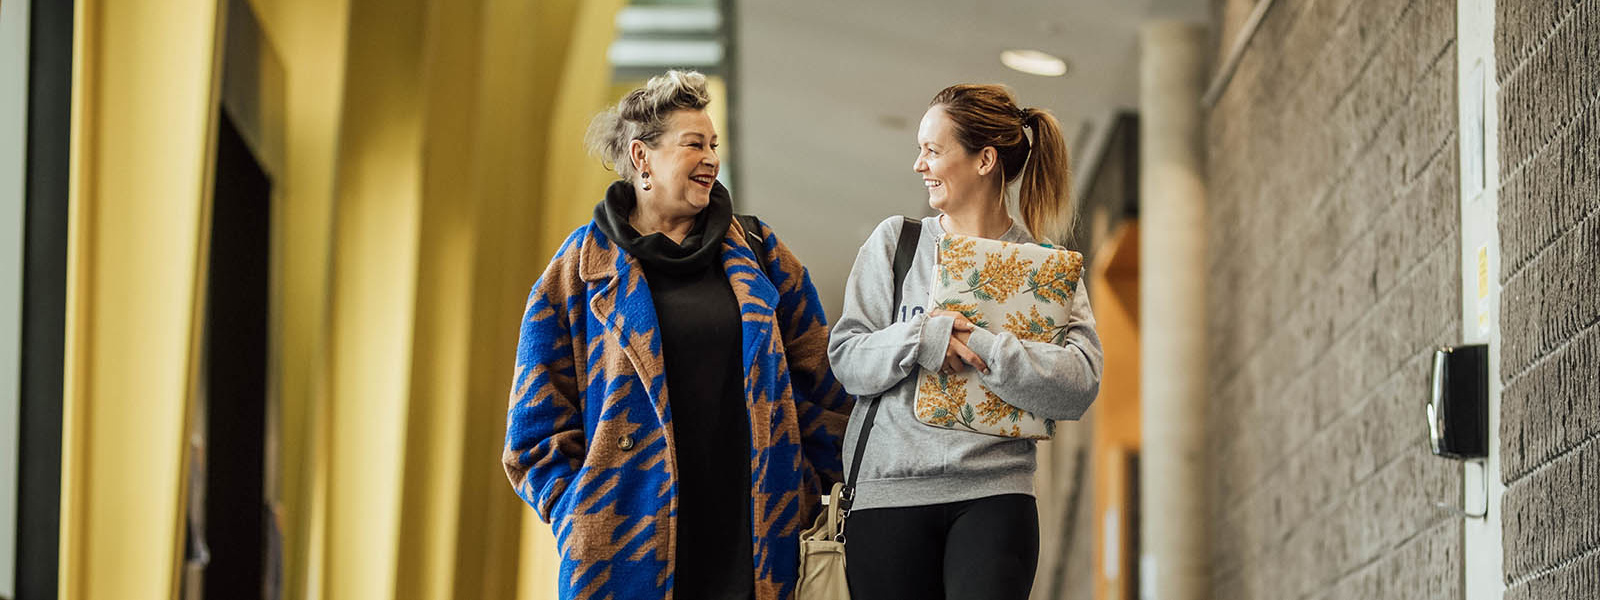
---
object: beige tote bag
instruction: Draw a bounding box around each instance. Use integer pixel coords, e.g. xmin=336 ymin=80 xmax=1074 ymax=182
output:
xmin=796 ymin=218 xmax=922 ymax=600
xmin=797 ymin=483 xmax=850 ymax=600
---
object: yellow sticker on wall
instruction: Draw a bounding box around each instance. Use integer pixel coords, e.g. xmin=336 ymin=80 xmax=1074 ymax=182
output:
xmin=1477 ymin=245 xmax=1491 ymax=334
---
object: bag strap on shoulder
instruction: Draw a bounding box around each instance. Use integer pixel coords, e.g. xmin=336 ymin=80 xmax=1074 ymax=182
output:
xmin=735 ymin=214 xmax=773 ymax=281
xmin=844 ymin=216 xmax=922 ymax=498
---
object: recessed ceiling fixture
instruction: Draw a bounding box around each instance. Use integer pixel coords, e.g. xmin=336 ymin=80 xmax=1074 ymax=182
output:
xmin=1001 ymin=49 xmax=1069 ymax=77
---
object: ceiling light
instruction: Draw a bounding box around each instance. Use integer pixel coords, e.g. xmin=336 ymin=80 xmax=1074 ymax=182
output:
xmin=1001 ymin=49 xmax=1069 ymax=77
xmin=608 ymin=39 xmax=723 ymax=68
xmin=616 ymin=6 xmax=720 ymax=35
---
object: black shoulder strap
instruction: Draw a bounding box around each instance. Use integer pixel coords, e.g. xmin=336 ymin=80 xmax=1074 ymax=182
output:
xmin=845 ymin=216 xmax=922 ymax=496
xmin=890 ymin=217 xmax=922 ymax=311
xmin=735 ymin=214 xmax=773 ymax=281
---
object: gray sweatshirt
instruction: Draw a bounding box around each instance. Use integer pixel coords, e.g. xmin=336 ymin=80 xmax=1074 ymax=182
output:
xmin=827 ymin=215 xmax=1104 ymax=510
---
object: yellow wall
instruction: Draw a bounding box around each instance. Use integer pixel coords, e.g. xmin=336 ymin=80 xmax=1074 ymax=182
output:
xmin=61 ymin=0 xmax=629 ymax=597
xmin=61 ymin=1 xmax=223 ymax=599
xmin=394 ymin=0 xmax=486 ymax=598
xmin=452 ymin=3 xmax=554 ymax=596
xmin=319 ymin=0 xmax=430 ymax=595
xmin=245 ymin=0 xmax=351 ymax=598
xmin=540 ymin=0 xmax=638 ymax=247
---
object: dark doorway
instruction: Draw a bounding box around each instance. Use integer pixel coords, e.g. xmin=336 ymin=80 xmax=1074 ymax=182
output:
xmin=1125 ymin=452 xmax=1141 ymax=600
xmin=17 ymin=0 xmax=75 ymax=597
xmin=196 ymin=110 xmax=272 ymax=600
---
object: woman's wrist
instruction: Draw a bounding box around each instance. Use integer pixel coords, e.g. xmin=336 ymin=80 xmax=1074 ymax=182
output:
xmin=915 ymin=314 xmax=956 ymax=372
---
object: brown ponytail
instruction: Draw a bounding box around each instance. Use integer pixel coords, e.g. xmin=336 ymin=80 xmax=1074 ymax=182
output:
xmin=1018 ymin=107 xmax=1070 ymax=242
xmin=929 ymin=85 xmax=1072 ymax=242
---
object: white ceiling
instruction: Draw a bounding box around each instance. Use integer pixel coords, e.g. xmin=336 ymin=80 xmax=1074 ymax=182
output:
xmin=732 ymin=0 xmax=1207 ymax=317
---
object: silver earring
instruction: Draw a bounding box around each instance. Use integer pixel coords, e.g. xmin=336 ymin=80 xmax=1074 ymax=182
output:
xmin=641 ymin=172 xmax=652 ymax=191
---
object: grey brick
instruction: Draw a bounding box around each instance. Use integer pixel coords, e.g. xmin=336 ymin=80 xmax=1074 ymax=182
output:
xmin=1494 ymin=2 xmax=1600 ymax=594
xmin=1498 ymin=104 xmax=1600 ymax=276
xmin=1496 ymin=0 xmax=1592 ymax=89
xmin=1502 ymin=438 xmax=1600 ymax=582
xmin=1498 ymin=0 xmax=1600 ymax=179
xmin=1309 ymin=331 xmax=1366 ymax=430
xmin=1505 ymin=544 xmax=1600 ymax=600
xmin=1211 ymin=569 xmax=1249 ymax=600
xmin=1328 ymin=1 xmax=1448 ymax=169
xmin=1322 ymin=518 xmax=1462 ymax=600
xmin=1397 ymin=54 xmax=1458 ymax=185
xmin=1320 ymin=0 xmax=1418 ymax=114
xmin=1500 ymin=211 xmax=1600 ymax=379
xmin=1272 ymin=450 xmax=1456 ymax=598
xmin=1275 ymin=0 xmax=1363 ymax=97
xmin=1373 ymin=150 xmax=1460 ymax=298
xmin=1361 ymin=245 xmax=1460 ymax=384
xmin=1217 ymin=0 xmax=1266 ymax=64
xmin=1502 ymin=320 xmax=1600 ymax=483
xmin=1329 ymin=229 xmax=1382 ymax=363
xmin=1204 ymin=0 xmax=1461 ymax=595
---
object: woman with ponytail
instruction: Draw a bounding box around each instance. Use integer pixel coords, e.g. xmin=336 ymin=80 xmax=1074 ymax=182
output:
xmin=827 ymin=84 xmax=1103 ymax=599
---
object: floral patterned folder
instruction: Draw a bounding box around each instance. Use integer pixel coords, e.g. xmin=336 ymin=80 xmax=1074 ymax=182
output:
xmin=914 ymin=232 xmax=1084 ymax=439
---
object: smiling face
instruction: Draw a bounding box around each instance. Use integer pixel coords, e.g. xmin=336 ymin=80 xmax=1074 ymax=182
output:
xmin=914 ymin=106 xmax=996 ymax=214
xmin=631 ymin=109 xmax=720 ymax=217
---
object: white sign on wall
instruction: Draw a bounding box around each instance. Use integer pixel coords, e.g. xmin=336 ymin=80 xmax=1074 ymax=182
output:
xmin=1464 ymin=60 xmax=1487 ymax=201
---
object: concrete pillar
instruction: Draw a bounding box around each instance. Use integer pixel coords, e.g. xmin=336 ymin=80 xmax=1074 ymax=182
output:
xmin=1138 ymin=21 xmax=1209 ymax=600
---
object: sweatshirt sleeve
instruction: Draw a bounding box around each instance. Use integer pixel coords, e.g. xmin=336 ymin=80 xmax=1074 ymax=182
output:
xmin=827 ymin=217 xmax=955 ymax=397
xmin=961 ymin=278 xmax=1103 ymax=421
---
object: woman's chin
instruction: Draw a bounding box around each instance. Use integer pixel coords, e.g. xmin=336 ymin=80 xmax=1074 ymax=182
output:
xmin=681 ymin=191 xmax=712 ymax=213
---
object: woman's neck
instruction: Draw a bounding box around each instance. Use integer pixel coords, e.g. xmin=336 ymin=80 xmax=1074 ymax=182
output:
xmin=630 ymin=192 xmax=696 ymax=244
xmin=940 ymin=192 xmax=1012 ymax=239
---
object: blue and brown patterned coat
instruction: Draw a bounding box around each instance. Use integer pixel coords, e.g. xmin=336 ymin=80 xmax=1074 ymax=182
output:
xmin=504 ymin=216 xmax=853 ymax=600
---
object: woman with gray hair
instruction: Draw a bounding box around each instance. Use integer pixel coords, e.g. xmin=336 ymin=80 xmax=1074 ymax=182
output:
xmin=503 ymin=70 xmax=854 ymax=600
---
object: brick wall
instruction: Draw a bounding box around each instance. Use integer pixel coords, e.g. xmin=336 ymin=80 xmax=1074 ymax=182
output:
xmin=1203 ymin=0 xmax=1463 ymax=598
xmin=1495 ymin=1 xmax=1600 ymax=598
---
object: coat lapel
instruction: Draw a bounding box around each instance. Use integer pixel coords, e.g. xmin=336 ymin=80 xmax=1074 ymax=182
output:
xmin=723 ymin=222 xmax=801 ymax=600
xmin=723 ymin=223 xmax=781 ymax=372
xmin=577 ymin=228 xmax=671 ymax=426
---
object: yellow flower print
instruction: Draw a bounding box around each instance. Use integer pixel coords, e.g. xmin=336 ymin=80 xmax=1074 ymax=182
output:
xmin=1022 ymin=251 xmax=1082 ymax=305
xmin=916 ymin=372 xmax=969 ymax=428
xmin=938 ymin=236 xmax=979 ymax=286
xmin=961 ymin=248 xmax=1029 ymax=303
xmin=974 ymin=389 xmax=1020 ymax=426
xmin=933 ymin=299 xmax=988 ymax=329
xmin=1003 ymin=305 xmax=1065 ymax=343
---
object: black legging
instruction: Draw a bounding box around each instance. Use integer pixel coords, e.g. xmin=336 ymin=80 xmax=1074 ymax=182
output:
xmin=843 ymin=493 xmax=1039 ymax=600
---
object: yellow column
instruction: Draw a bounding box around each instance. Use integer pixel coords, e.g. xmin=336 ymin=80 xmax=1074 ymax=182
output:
xmin=519 ymin=1 xmax=626 ymax=594
xmin=60 ymin=1 xmax=224 ymax=598
xmin=393 ymin=0 xmax=486 ymax=598
xmin=245 ymin=0 xmax=352 ymax=598
xmin=539 ymin=0 xmax=631 ymax=244
xmin=320 ymin=0 xmax=428 ymax=597
xmin=449 ymin=1 xmax=548 ymax=596
xmin=449 ymin=1 xmax=625 ymax=598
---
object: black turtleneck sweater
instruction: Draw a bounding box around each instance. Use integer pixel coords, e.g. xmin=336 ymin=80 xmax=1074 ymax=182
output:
xmin=593 ymin=181 xmax=753 ymax=600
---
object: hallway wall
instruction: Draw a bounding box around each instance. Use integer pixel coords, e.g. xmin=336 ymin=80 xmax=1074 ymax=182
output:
xmin=57 ymin=0 xmax=625 ymax=597
xmin=1494 ymin=1 xmax=1600 ymax=597
xmin=1203 ymin=0 xmax=1464 ymax=598
xmin=0 ymin=1 xmax=28 ymax=595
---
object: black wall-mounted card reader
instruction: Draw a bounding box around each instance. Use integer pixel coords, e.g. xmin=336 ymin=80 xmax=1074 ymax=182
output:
xmin=1428 ymin=344 xmax=1488 ymax=459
